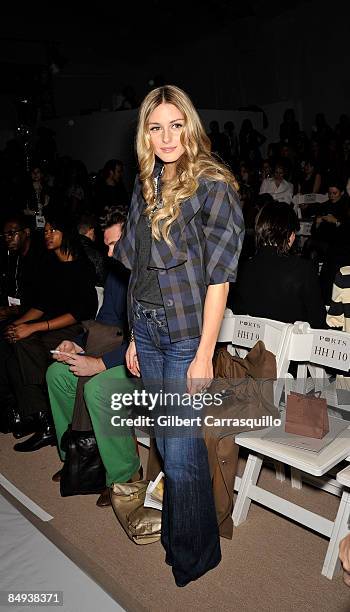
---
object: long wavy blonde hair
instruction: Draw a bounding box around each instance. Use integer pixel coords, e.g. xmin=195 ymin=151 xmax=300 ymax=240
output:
xmin=136 ymin=85 xmax=238 ymax=243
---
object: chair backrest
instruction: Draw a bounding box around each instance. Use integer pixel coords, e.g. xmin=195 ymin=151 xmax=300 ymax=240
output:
xmin=95 ymin=286 xmax=104 ymax=315
xmin=288 ymin=322 xmax=350 ymax=370
xmin=292 ymin=193 xmax=328 ymax=206
xmin=218 ymin=309 xmax=294 ymax=406
xmin=292 ymin=193 xmax=328 ymax=222
xmin=287 ymin=322 xmax=350 ymax=394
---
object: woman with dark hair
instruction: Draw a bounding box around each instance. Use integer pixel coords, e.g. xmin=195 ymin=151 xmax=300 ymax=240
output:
xmin=23 ymin=164 xmax=51 ymax=217
xmin=0 ymin=210 xmax=97 ymax=450
xmin=231 ymin=202 xmax=326 ymax=327
xmin=298 ymin=159 xmax=322 ymax=195
xmin=304 ymin=179 xmax=350 ymax=267
xmin=309 ymin=179 xmax=350 ymax=303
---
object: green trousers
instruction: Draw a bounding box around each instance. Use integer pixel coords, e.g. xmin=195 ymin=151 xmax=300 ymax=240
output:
xmin=46 ymin=363 xmax=140 ymax=486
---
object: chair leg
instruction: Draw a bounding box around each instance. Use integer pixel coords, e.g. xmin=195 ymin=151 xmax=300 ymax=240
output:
xmin=233 ymin=453 xmax=263 ymax=526
xmin=322 ymin=489 xmax=350 ymax=579
xmin=291 ymin=467 xmax=302 ymax=489
xmin=274 ymin=460 xmax=286 ymax=482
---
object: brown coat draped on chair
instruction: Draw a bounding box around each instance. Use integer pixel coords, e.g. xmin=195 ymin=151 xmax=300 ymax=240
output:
xmin=205 ymin=340 xmax=278 ymax=538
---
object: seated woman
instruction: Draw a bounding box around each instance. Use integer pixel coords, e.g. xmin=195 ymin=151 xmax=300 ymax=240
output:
xmin=259 ymin=162 xmax=294 ymax=205
xmin=0 ymin=210 xmax=97 ymax=451
xmin=311 ymin=180 xmax=349 ymax=253
xmin=230 ymin=202 xmax=326 ymax=328
xmin=305 ymin=179 xmax=350 ymax=302
xmin=298 ymin=159 xmax=322 ymax=195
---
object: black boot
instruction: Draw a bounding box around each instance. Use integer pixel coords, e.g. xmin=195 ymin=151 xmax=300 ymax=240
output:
xmin=0 ymin=397 xmax=20 ymax=434
xmin=12 ymin=413 xmax=38 ymax=439
xmin=13 ymin=412 xmax=56 ymax=453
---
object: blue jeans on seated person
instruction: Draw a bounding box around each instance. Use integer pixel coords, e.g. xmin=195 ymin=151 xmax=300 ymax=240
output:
xmin=133 ymin=299 xmax=221 ymax=587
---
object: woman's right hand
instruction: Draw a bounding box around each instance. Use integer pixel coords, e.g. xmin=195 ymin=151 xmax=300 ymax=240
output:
xmin=126 ymin=340 xmax=140 ymax=377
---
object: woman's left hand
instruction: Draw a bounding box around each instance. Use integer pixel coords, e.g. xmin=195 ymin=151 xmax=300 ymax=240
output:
xmin=322 ymin=214 xmax=338 ymax=224
xmin=5 ymin=323 xmax=35 ymax=342
xmin=187 ymin=354 xmax=213 ymax=395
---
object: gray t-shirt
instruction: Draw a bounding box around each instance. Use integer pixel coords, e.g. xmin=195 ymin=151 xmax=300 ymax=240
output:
xmin=134 ymin=212 xmax=163 ymax=308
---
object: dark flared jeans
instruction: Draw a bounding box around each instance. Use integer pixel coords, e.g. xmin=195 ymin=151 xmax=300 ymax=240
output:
xmin=133 ymin=300 xmax=221 ymax=586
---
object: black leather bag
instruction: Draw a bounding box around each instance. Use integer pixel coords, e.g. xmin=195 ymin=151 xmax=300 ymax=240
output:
xmin=60 ymin=427 xmax=106 ymax=497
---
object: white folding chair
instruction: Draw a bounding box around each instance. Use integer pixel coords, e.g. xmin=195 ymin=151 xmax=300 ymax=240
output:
xmin=281 ymin=322 xmax=350 ymax=492
xmin=218 ymin=309 xmax=293 ymax=407
xmin=232 ymin=324 xmax=350 ymax=578
xmin=292 ymin=193 xmax=328 ymax=248
xmin=233 ymin=424 xmax=350 ymax=579
xmin=286 ymin=322 xmax=350 ymax=413
xmin=218 ymin=310 xmax=295 ymax=483
xmin=292 ymin=192 xmax=328 ymax=217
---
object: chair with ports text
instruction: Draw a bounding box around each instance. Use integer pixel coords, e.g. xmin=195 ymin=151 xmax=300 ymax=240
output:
xmin=232 ymin=323 xmax=350 ymax=579
xmin=217 ymin=309 xmax=294 ymax=485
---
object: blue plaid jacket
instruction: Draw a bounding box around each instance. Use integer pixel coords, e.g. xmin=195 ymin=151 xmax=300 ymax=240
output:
xmin=114 ymin=172 xmax=244 ymax=342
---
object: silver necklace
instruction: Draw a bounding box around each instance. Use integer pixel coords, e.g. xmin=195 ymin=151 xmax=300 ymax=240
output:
xmin=147 ymin=167 xmax=164 ymax=227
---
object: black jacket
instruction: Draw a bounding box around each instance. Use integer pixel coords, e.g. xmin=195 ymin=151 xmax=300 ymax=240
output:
xmin=230 ymin=246 xmax=326 ymax=329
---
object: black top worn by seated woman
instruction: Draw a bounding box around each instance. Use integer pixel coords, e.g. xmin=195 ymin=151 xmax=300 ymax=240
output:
xmin=0 ymin=253 xmax=97 ymax=441
xmin=230 ymin=245 xmax=326 ymax=329
xmin=33 ymin=253 xmax=98 ymax=321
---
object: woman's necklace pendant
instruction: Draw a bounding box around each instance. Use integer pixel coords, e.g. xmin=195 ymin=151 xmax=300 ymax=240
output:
xmin=147 ymin=167 xmax=164 ymax=227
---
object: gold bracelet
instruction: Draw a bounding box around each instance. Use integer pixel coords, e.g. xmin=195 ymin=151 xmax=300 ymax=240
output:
xmin=129 ymin=329 xmax=134 ymax=343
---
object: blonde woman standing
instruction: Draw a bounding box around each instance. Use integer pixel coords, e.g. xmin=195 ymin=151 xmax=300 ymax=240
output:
xmin=115 ymin=85 xmax=244 ymax=586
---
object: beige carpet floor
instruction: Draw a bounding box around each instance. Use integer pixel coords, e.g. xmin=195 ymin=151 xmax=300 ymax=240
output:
xmin=1 ymin=432 xmax=350 ymax=612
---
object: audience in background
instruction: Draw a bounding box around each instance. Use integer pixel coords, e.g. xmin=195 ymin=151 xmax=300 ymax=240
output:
xmin=24 ymin=164 xmax=51 ymax=215
xmin=93 ymin=159 xmax=128 ymax=213
xmin=223 ymin=121 xmax=239 ymax=170
xmin=312 ymin=112 xmax=333 ymax=148
xmin=279 ymin=143 xmax=296 ymax=184
xmin=279 ymin=108 xmax=300 ymax=147
xmin=298 ymin=159 xmax=322 ymax=194
xmin=0 ymin=210 xmax=97 ymax=450
xmin=304 ymin=180 xmax=350 ymax=263
xmin=259 ymin=162 xmax=294 ymax=204
xmin=64 ymin=160 xmax=89 ymax=215
xmin=239 ymin=118 xmax=266 ymax=167
xmin=0 ymin=214 xmax=44 ymax=323
xmin=208 ymin=120 xmax=226 ymax=159
xmin=77 ymin=212 xmax=106 ymax=286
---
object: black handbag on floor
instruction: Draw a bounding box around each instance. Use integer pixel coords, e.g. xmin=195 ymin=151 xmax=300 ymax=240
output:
xmin=60 ymin=427 xmax=106 ymax=497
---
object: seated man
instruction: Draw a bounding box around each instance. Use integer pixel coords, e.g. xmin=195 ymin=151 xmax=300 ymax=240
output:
xmin=46 ymin=206 xmax=141 ymax=507
xmin=0 ymin=213 xmax=44 ymax=324
xmin=230 ymin=202 xmax=326 ymax=328
xmin=77 ymin=212 xmax=106 ymax=287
